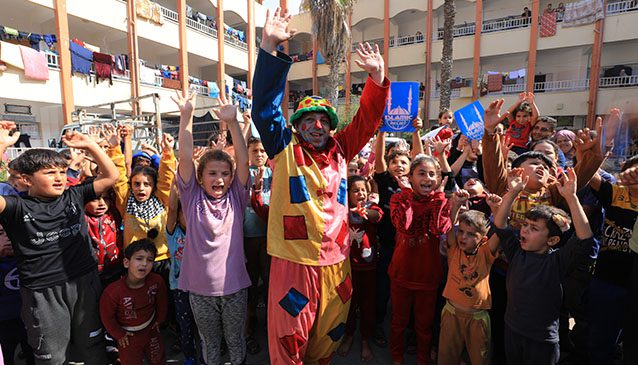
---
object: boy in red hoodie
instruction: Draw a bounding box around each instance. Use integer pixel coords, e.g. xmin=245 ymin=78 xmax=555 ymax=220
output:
xmin=100 ymin=239 xmax=167 ymax=365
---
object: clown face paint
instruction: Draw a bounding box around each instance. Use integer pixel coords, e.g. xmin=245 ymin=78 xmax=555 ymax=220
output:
xmin=296 ymin=112 xmax=331 ymax=150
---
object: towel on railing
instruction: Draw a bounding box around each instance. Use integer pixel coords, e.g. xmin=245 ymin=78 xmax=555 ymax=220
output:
xmin=70 ymin=41 xmax=92 ymax=75
xmin=93 ymin=52 xmax=113 ymax=85
xmin=0 ymin=41 xmax=25 ymax=70
xmin=563 ymin=0 xmax=604 ymax=27
xmin=162 ymin=77 xmax=181 ymax=90
xmin=136 ymin=0 xmax=164 ymax=25
xmin=540 ymin=11 xmax=557 ymax=37
xmin=19 ymin=45 xmax=48 ymax=81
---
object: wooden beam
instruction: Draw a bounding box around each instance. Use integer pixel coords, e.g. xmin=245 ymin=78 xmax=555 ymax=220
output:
xmin=526 ymin=0 xmax=540 ymax=94
xmin=472 ymin=0 xmax=483 ymax=101
xmin=280 ymin=0 xmax=289 ymax=118
xmin=345 ymin=13 xmax=352 ymax=112
xmin=312 ymin=37 xmax=318 ymax=95
xmin=217 ymin=0 xmax=226 ymax=99
xmin=383 ymin=0 xmax=389 ymax=76
xmin=126 ymin=0 xmax=140 ymax=114
xmin=177 ymin=0 xmax=189 ymax=96
xmin=53 ymin=0 xmax=74 ymax=124
xmin=423 ymin=0 xmax=433 ymax=122
xmin=587 ymin=0 xmax=607 ymax=128
xmin=247 ymin=0 xmax=256 ymax=89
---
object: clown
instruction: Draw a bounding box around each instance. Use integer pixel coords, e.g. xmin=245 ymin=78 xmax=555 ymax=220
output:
xmin=251 ymin=8 xmax=390 ymax=364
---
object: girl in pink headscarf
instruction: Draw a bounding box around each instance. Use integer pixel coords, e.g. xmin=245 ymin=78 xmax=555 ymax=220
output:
xmin=554 ymin=129 xmax=576 ymax=167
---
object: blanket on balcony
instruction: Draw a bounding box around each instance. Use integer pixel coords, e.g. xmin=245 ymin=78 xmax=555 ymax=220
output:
xmin=0 ymin=41 xmax=24 ymax=70
xmin=70 ymin=41 xmax=93 ymax=76
xmin=19 ymin=45 xmax=48 ymax=81
xmin=93 ymin=52 xmax=113 ymax=85
xmin=540 ymin=11 xmax=557 ymax=37
xmin=563 ymin=0 xmax=604 ymax=27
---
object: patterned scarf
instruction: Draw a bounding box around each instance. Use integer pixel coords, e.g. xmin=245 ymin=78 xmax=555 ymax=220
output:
xmin=126 ymin=194 xmax=165 ymax=221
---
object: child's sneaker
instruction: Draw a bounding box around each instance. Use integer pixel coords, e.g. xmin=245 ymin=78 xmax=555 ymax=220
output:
xmin=362 ymin=248 xmax=373 ymax=262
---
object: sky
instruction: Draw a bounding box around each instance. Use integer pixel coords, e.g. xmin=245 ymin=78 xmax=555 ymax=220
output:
xmin=262 ymin=0 xmax=302 ymax=14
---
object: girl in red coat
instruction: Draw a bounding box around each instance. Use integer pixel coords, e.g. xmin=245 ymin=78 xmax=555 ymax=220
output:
xmin=389 ymin=152 xmax=452 ymax=365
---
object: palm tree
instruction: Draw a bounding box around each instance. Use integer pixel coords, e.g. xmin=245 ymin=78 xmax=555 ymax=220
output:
xmin=301 ymin=0 xmax=356 ymax=106
xmin=439 ymin=0 xmax=455 ymax=111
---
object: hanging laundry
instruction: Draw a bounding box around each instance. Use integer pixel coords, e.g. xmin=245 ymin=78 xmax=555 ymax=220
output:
xmin=563 ymin=0 xmax=604 ymax=28
xmin=517 ymin=68 xmax=526 ymax=78
xmin=209 ymin=82 xmax=220 ymax=98
xmin=139 ymin=64 xmax=157 ymax=85
xmin=3 ymin=26 xmax=18 ymax=37
xmin=43 ymin=34 xmax=56 ymax=47
xmin=0 ymin=41 xmax=24 ymax=70
xmin=19 ymin=45 xmax=48 ymax=81
xmin=540 ymin=11 xmax=557 ymax=37
xmin=71 ymin=38 xmax=86 ymax=47
xmin=69 ymin=41 xmax=93 ymax=75
xmin=508 ymin=70 xmax=519 ymax=79
xmin=136 ymin=0 xmax=153 ymax=20
xmin=93 ymin=52 xmax=113 ymax=85
xmin=83 ymin=42 xmax=100 ymax=53
xmin=162 ymin=77 xmax=181 ymax=90
xmin=151 ymin=2 xmax=164 ymax=24
xmin=27 ymin=34 xmax=42 ymax=50
xmin=487 ymin=74 xmax=503 ymax=92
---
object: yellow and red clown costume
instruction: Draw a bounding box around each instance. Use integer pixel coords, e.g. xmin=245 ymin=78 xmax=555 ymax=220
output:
xmin=252 ymin=48 xmax=390 ymax=364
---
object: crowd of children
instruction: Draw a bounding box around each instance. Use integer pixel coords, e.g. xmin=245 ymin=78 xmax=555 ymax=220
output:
xmin=0 ymin=7 xmax=637 ymax=365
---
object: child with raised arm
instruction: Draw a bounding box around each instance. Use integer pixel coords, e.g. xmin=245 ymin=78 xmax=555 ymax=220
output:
xmin=109 ymin=130 xmax=176 ymax=271
xmin=99 ymin=239 xmax=167 ymax=365
xmin=0 ymin=124 xmax=118 ymax=364
xmin=173 ymin=91 xmax=251 ymax=365
xmin=437 ymin=190 xmax=499 ymax=365
xmin=503 ymin=92 xmax=539 ymax=155
xmin=389 ymin=152 xmax=452 ymax=365
xmin=492 ymin=167 xmax=598 ymax=365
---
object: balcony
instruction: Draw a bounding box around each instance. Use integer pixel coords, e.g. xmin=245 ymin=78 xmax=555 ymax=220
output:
xmin=44 ymin=51 xmax=212 ymax=97
xmin=159 ymin=4 xmax=248 ymax=51
xmin=607 ymin=0 xmax=638 ymax=15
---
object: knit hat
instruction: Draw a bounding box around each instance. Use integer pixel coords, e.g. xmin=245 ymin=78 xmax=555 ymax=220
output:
xmin=289 ymin=96 xmax=339 ymax=130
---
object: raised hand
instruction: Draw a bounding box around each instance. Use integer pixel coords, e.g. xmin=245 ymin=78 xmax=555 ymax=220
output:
xmin=574 ymin=116 xmax=603 ymax=159
xmin=486 ymin=193 xmax=503 ymax=213
xmin=451 ymin=189 xmax=470 ymax=208
xmin=507 ymin=167 xmax=529 ymax=193
xmin=556 ymin=167 xmax=578 ymax=198
xmin=140 ymin=143 xmax=159 ymax=156
xmin=499 ymin=134 xmax=514 ymax=160
xmin=118 ymin=122 xmax=134 ymax=140
xmin=212 ymin=95 xmax=239 ymax=123
xmin=354 ymin=42 xmax=384 ymax=84
xmin=102 ymin=124 xmax=120 ymax=147
xmin=484 ymin=99 xmax=505 ymax=132
xmin=525 ymin=92 xmax=535 ymax=103
xmin=161 ymin=133 xmax=175 ymax=152
xmin=192 ymin=146 xmax=206 ymax=162
xmin=62 ymin=130 xmax=97 ymax=150
xmin=261 ymin=7 xmax=296 ymax=53
xmin=350 ymin=201 xmax=369 ymax=220
xmin=254 ymin=166 xmax=265 ymax=191
xmin=170 ymin=90 xmax=197 ymax=116
xmin=0 ymin=122 xmax=19 ymax=148
xmin=412 ymin=116 xmax=423 ymax=131
xmin=368 ymin=192 xmax=379 ymax=205
xmin=433 ymin=136 xmax=452 ymax=155
xmin=518 ymin=92 xmax=526 ymax=103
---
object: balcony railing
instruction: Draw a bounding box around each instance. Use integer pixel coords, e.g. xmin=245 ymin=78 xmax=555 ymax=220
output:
xmin=160 ymin=4 xmax=248 ymax=51
xmin=46 ymin=53 xmax=59 ymax=68
xmin=431 ymin=88 xmax=461 ymax=99
xmin=534 ymin=79 xmax=589 ymax=92
xmin=502 ymin=83 xmax=526 ymax=94
xmin=607 ymin=0 xmax=638 ymax=15
xmin=600 ymin=74 xmax=638 ymax=87
xmin=436 ymin=23 xmax=476 ymax=40
xmin=482 ymin=16 xmax=530 ymax=33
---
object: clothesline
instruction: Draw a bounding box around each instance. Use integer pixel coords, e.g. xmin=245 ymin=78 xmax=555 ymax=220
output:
xmin=0 ymin=25 xmax=57 ymax=51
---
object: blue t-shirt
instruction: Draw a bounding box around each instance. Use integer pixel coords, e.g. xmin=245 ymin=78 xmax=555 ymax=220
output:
xmin=0 ymin=256 xmax=21 ymax=320
xmin=244 ymin=166 xmax=272 ymax=238
xmin=166 ymin=225 xmax=186 ymax=290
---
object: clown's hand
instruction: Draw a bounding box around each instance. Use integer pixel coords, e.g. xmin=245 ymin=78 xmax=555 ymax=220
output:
xmin=354 ymin=42 xmax=384 ymax=85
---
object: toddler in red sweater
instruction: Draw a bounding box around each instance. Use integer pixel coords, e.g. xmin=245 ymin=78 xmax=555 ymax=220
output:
xmin=100 ymin=239 xmax=167 ymax=365
xmin=389 ymin=153 xmax=452 ymax=365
